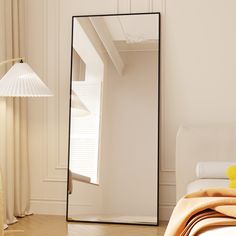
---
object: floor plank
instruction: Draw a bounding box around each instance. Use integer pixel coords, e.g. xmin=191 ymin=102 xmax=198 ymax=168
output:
xmin=6 ymin=215 xmax=167 ymax=236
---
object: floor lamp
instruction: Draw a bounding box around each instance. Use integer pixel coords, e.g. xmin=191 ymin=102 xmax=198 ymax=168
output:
xmin=0 ymin=57 xmax=53 ymax=234
xmin=0 ymin=58 xmax=53 ymax=97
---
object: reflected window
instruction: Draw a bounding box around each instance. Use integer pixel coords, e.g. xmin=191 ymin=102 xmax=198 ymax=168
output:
xmin=70 ymin=50 xmax=103 ymax=184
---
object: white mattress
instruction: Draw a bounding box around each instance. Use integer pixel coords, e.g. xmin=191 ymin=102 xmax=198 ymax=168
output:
xmin=199 ymin=226 xmax=236 ymax=235
xmin=187 ymin=179 xmax=229 ymax=194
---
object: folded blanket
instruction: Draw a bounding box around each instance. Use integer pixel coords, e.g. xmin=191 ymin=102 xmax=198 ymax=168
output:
xmin=164 ymin=188 xmax=236 ymax=236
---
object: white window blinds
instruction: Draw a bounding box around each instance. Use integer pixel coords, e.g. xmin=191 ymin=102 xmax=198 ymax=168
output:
xmin=70 ymin=81 xmax=102 ymax=183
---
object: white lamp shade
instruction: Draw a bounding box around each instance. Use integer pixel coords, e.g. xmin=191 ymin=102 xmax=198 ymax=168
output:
xmin=0 ymin=62 xmax=53 ymax=97
xmin=71 ymin=91 xmax=90 ymax=117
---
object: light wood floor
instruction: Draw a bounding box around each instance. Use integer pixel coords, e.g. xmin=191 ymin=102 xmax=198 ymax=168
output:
xmin=6 ymin=215 xmax=167 ymax=236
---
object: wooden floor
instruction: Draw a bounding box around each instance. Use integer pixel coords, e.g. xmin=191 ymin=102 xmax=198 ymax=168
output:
xmin=6 ymin=215 xmax=167 ymax=236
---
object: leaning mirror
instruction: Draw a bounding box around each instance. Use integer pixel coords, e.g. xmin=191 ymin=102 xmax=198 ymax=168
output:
xmin=67 ymin=12 xmax=160 ymax=225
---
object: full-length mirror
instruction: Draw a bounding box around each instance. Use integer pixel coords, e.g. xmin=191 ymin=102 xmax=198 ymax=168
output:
xmin=67 ymin=13 xmax=160 ymax=225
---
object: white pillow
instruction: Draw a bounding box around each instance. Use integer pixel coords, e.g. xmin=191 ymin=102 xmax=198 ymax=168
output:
xmin=196 ymin=161 xmax=236 ymax=179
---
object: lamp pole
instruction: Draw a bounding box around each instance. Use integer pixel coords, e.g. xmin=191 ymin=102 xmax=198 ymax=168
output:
xmin=0 ymin=57 xmax=25 ymax=67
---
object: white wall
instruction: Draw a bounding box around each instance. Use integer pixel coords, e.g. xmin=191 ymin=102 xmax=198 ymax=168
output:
xmin=160 ymin=0 xmax=236 ymax=219
xmin=27 ymin=0 xmax=236 ymax=221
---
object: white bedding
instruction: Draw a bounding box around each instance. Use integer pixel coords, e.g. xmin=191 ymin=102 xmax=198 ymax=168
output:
xmin=199 ymin=226 xmax=236 ymax=235
xmin=175 ymin=126 xmax=236 ymax=235
xmin=187 ymin=179 xmax=229 ymax=194
xmin=196 ymin=161 xmax=236 ymax=179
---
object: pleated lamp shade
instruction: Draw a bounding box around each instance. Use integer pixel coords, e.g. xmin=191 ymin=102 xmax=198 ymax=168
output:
xmin=0 ymin=62 xmax=53 ymax=97
xmin=71 ymin=91 xmax=90 ymax=117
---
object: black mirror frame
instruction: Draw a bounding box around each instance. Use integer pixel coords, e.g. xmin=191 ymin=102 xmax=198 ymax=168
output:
xmin=66 ymin=12 xmax=161 ymax=226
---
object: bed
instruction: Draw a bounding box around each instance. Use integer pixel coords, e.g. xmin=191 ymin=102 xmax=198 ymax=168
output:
xmin=176 ymin=125 xmax=236 ymax=201
xmin=187 ymin=179 xmax=229 ymax=194
xmin=169 ymin=125 xmax=236 ymax=236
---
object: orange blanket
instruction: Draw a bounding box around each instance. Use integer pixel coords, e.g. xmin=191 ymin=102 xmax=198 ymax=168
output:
xmin=164 ymin=188 xmax=236 ymax=236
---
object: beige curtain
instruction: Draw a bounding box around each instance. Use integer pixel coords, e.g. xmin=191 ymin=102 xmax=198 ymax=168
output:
xmin=0 ymin=0 xmax=31 ymax=228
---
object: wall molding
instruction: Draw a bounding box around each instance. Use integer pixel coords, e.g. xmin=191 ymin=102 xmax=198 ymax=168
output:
xmin=161 ymin=203 xmax=175 ymax=207
xmin=53 ymin=0 xmax=61 ymax=171
xmin=42 ymin=0 xmax=67 ymax=181
xmin=56 ymin=0 xmax=67 ymax=170
xmin=117 ymin=0 xmax=159 ymax=14
xmin=55 ymin=166 xmax=67 ymax=170
xmin=31 ymin=197 xmax=66 ymax=202
xmin=160 ymin=168 xmax=175 ymax=172
xmin=42 ymin=0 xmax=50 ymax=183
xmin=43 ymin=177 xmax=67 ymax=182
xmin=158 ymin=0 xmax=176 ymax=173
xmin=149 ymin=0 xmax=154 ymax=12
xmin=160 ymin=182 xmax=175 ymax=186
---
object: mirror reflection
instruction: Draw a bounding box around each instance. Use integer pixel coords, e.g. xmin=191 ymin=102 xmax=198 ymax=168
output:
xmin=67 ymin=13 xmax=160 ymax=225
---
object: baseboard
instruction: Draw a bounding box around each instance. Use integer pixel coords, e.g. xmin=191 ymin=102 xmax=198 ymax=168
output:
xmin=159 ymin=205 xmax=174 ymax=221
xmin=30 ymin=199 xmax=174 ymax=221
xmin=30 ymin=199 xmax=66 ymax=215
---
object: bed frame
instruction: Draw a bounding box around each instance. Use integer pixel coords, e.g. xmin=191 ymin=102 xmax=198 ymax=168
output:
xmin=176 ymin=125 xmax=236 ymax=201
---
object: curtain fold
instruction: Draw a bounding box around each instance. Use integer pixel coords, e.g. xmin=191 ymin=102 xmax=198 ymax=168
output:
xmin=0 ymin=0 xmax=31 ymax=227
